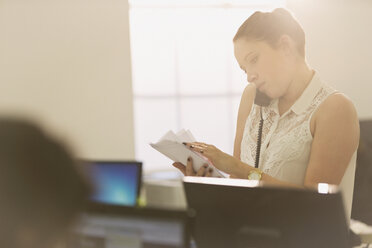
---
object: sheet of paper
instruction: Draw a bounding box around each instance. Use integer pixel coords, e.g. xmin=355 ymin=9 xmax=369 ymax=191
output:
xmin=175 ymin=129 xmax=195 ymax=143
xmin=150 ymin=130 xmax=225 ymax=178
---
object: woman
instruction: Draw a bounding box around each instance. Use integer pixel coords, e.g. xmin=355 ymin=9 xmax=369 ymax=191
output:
xmin=173 ymin=8 xmax=359 ymax=218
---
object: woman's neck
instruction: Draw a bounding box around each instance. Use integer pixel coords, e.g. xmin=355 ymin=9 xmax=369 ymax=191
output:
xmin=280 ymin=62 xmax=314 ymax=107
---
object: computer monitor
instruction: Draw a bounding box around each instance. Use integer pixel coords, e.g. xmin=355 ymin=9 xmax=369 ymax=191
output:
xmin=68 ymin=205 xmax=192 ymax=248
xmin=83 ymin=160 xmax=142 ymax=207
xmin=183 ymin=177 xmax=351 ymax=248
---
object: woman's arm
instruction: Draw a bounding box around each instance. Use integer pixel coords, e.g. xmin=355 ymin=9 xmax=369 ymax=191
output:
xmin=187 ymin=142 xmax=304 ymax=187
xmin=304 ymin=93 xmax=359 ymax=187
xmin=233 ymin=83 xmax=256 ymax=159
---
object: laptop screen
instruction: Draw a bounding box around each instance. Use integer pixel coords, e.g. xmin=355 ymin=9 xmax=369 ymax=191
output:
xmin=68 ymin=206 xmax=190 ymax=248
xmin=85 ymin=161 xmax=142 ymax=207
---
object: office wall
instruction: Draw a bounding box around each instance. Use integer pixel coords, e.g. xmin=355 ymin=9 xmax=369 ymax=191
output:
xmin=0 ymin=0 xmax=135 ymax=159
xmin=1 ymin=0 xmax=370 ymax=163
xmin=287 ymin=0 xmax=372 ymax=119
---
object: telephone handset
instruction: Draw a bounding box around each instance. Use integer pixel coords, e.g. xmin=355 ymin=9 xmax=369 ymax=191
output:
xmin=254 ymin=89 xmax=271 ymax=107
xmin=253 ymin=89 xmax=271 ymax=169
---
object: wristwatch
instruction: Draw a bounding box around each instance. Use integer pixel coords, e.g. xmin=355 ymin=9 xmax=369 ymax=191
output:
xmin=247 ymin=168 xmax=263 ymax=181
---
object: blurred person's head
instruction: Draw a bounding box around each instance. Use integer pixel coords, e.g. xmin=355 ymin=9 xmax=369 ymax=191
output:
xmin=0 ymin=118 xmax=91 ymax=248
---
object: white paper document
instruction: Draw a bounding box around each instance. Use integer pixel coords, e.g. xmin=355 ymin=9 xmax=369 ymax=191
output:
xmin=150 ymin=129 xmax=225 ymax=178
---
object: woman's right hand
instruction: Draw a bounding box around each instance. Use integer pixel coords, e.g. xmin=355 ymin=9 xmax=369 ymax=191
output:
xmin=172 ymin=157 xmax=214 ymax=177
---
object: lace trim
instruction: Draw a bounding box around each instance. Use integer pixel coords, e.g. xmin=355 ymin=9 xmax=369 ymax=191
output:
xmin=241 ymin=105 xmax=277 ymax=166
xmin=240 ymin=83 xmax=335 ymax=176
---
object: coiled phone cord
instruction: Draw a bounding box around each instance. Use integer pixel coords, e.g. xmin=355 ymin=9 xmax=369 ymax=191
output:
xmin=255 ymin=106 xmax=264 ymax=168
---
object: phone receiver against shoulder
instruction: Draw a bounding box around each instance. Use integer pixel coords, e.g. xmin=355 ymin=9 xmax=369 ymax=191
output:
xmin=254 ymin=89 xmax=271 ymax=107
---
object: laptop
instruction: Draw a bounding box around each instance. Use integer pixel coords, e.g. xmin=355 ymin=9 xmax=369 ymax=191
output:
xmin=83 ymin=160 xmax=142 ymax=207
xmin=68 ymin=204 xmax=192 ymax=248
xmin=68 ymin=160 xmax=192 ymax=248
xmin=183 ymin=177 xmax=351 ymax=248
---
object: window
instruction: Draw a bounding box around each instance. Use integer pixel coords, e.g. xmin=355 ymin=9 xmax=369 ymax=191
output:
xmin=129 ymin=0 xmax=286 ymax=172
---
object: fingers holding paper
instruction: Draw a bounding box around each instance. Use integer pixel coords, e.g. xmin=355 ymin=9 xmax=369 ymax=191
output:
xmin=172 ymin=162 xmax=186 ymax=175
xmin=186 ymin=157 xmax=195 ymax=175
xmin=172 ymin=157 xmax=211 ymax=177
xmin=183 ymin=142 xmax=238 ymax=175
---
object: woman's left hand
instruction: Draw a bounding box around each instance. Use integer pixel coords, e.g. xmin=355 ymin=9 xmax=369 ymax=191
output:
xmin=172 ymin=156 xmax=214 ymax=177
xmin=183 ymin=142 xmax=238 ymax=175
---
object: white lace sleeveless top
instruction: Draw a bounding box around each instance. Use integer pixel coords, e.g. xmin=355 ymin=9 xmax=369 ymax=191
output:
xmin=240 ymin=73 xmax=356 ymax=219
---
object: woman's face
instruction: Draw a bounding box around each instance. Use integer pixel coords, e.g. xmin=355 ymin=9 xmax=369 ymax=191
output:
xmin=234 ymin=38 xmax=296 ymax=99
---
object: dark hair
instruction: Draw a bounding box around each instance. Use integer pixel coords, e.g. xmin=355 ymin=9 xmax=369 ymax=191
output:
xmin=233 ymin=8 xmax=306 ymax=57
xmin=0 ymin=118 xmax=91 ymax=247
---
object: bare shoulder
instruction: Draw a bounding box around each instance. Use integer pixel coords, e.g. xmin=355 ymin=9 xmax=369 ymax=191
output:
xmin=313 ymin=92 xmax=359 ymax=139
xmin=236 ymin=84 xmax=256 ymax=123
xmin=316 ymin=93 xmax=358 ymax=122
xmin=242 ymin=83 xmax=256 ymax=99
xmin=239 ymin=83 xmax=256 ymax=110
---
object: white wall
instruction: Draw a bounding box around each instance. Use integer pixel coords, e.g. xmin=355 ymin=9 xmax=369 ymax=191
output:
xmin=287 ymin=0 xmax=372 ymax=119
xmin=1 ymin=0 xmax=370 ymax=163
xmin=0 ymin=0 xmax=135 ymax=159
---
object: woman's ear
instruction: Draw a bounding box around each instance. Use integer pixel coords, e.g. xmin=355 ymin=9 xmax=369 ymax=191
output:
xmin=277 ymin=34 xmax=296 ymax=57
